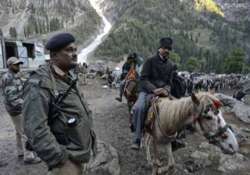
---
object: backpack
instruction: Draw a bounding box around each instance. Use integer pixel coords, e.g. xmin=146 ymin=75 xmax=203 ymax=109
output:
xmin=171 ymin=75 xmax=186 ymax=98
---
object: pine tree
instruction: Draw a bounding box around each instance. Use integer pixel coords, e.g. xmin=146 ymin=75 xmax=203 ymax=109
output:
xmin=224 ymin=48 xmax=245 ymax=73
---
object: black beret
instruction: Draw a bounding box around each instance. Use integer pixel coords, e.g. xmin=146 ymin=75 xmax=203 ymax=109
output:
xmin=159 ymin=37 xmax=173 ymax=50
xmin=45 ymin=32 xmax=75 ymax=51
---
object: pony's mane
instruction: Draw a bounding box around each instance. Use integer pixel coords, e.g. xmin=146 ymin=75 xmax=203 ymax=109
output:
xmin=157 ymin=92 xmax=220 ymax=133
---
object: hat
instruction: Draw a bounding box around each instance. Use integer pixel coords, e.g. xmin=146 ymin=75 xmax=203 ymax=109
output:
xmin=127 ymin=52 xmax=137 ymax=60
xmin=45 ymin=32 xmax=75 ymax=51
xmin=159 ymin=37 xmax=173 ymax=50
xmin=7 ymin=57 xmax=23 ymax=66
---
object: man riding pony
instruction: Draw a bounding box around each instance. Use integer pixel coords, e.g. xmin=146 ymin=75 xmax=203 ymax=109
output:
xmin=131 ymin=37 xmax=185 ymax=150
xmin=115 ymin=53 xmax=139 ymax=102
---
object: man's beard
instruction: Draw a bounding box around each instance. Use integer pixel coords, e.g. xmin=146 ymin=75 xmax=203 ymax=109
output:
xmin=11 ymin=68 xmax=20 ymax=73
xmin=69 ymin=56 xmax=78 ymax=69
xmin=69 ymin=62 xmax=77 ymax=70
xmin=162 ymin=52 xmax=169 ymax=59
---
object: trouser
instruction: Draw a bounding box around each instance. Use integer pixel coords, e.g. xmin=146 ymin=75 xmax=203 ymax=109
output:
xmin=47 ymin=160 xmax=83 ymax=175
xmin=10 ymin=114 xmax=35 ymax=159
xmin=132 ymin=92 xmax=153 ymax=144
xmin=119 ymin=80 xmax=126 ymax=98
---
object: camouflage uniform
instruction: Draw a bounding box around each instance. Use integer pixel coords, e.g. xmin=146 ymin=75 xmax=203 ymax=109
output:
xmin=2 ymin=70 xmax=36 ymax=160
xmin=2 ymin=70 xmax=23 ymax=116
xmin=23 ymin=64 xmax=96 ymax=174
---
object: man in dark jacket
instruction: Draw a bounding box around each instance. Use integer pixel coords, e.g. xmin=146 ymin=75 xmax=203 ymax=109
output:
xmin=131 ymin=37 xmax=177 ymax=149
xmin=23 ymin=33 xmax=96 ymax=175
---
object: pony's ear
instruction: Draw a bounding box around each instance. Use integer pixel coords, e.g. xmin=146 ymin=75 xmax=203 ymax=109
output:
xmin=191 ymin=93 xmax=200 ymax=105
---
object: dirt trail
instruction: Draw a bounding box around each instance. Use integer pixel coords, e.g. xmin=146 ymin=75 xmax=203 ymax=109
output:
xmin=0 ymin=78 xmax=250 ymax=175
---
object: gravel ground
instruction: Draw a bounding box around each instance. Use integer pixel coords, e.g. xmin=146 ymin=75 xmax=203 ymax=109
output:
xmin=0 ymin=78 xmax=249 ymax=175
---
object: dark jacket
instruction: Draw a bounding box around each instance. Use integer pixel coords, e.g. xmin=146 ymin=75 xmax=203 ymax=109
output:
xmin=140 ymin=54 xmax=176 ymax=93
xmin=23 ymin=64 xmax=95 ymax=169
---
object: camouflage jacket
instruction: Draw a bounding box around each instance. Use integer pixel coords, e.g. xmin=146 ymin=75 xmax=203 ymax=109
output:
xmin=23 ymin=64 xmax=96 ymax=169
xmin=2 ymin=70 xmax=24 ymax=116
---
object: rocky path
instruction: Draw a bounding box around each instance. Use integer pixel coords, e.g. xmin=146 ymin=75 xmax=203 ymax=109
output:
xmin=83 ymin=79 xmax=250 ymax=175
xmin=0 ymin=78 xmax=250 ymax=175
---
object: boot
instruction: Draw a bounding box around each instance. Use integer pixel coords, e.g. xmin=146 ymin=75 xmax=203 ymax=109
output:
xmin=115 ymin=97 xmax=122 ymax=102
xmin=24 ymin=151 xmax=42 ymax=164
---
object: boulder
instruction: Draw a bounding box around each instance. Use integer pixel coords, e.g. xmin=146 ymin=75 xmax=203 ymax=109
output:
xmin=239 ymin=140 xmax=250 ymax=155
xmin=216 ymin=93 xmax=250 ymax=124
xmin=218 ymin=153 xmax=246 ymax=172
xmin=190 ymin=151 xmax=209 ymax=160
xmin=85 ymin=140 xmax=120 ymax=175
xmin=195 ymin=142 xmax=249 ymax=173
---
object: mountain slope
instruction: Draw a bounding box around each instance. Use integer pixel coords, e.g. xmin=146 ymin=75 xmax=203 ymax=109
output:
xmin=95 ymin=0 xmax=250 ymax=72
xmin=0 ymin=0 xmax=101 ymax=44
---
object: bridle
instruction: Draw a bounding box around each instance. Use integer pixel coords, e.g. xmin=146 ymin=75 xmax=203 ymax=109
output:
xmin=193 ymin=103 xmax=229 ymax=144
xmin=202 ymin=122 xmax=230 ymax=144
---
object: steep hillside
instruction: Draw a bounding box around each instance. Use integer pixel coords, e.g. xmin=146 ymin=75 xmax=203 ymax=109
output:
xmin=0 ymin=0 xmax=101 ymax=44
xmin=95 ymin=0 xmax=250 ymax=73
xmin=215 ymin=0 xmax=250 ymax=22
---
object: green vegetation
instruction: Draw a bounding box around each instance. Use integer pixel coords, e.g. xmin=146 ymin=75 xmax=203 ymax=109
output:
xmin=223 ymin=48 xmax=246 ymax=74
xmin=195 ymin=0 xmax=224 ymax=17
xmin=95 ymin=0 xmax=250 ymax=74
xmin=169 ymin=52 xmax=181 ymax=68
xmin=23 ymin=2 xmax=101 ymax=45
xmin=186 ymin=57 xmax=201 ymax=72
xmin=9 ymin=27 xmax=17 ymax=38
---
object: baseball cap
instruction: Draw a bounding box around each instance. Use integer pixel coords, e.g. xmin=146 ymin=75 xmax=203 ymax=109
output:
xmin=7 ymin=57 xmax=23 ymax=66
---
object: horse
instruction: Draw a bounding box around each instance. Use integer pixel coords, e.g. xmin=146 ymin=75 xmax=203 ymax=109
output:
xmin=145 ymin=92 xmax=239 ymax=175
xmin=123 ymin=64 xmax=139 ymax=131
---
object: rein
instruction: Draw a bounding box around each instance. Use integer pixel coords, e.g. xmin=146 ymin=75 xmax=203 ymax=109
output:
xmin=203 ymin=124 xmax=230 ymax=143
xmin=153 ymin=97 xmax=177 ymax=141
xmin=197 ymin=113 xmax=230 ymax=144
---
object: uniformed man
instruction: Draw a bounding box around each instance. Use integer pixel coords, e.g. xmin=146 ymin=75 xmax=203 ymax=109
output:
xmin=2 ymin=57 xmax=41 ymax=164
xmin=23 ymin=33 xmax=96 ymax=175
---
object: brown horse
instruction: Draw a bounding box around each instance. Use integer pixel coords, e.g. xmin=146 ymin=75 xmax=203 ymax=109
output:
xmin=145 ymin=92 xmax=239 ymax=175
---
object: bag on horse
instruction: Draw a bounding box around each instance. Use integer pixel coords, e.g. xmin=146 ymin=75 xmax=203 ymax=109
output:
xmin=123 ymin=64 xmax=138 ymax=101
xmin=171 ymin=74 xmax=186 ymax=98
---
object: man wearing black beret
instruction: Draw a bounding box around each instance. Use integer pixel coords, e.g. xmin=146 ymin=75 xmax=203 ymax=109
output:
xmin=23 ymin=33 xmax=96 ymax=175
xmin=131 ymin=37 xmax=178 ymax=150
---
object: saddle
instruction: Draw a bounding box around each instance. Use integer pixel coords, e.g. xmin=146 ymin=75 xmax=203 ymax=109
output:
xmin=145 ymin=95 xmax=177 ymax=140
xmin=124 ymin=80 xmax=137 ymax=100
xmin=145 ymin=97 xmax=160 ymax=134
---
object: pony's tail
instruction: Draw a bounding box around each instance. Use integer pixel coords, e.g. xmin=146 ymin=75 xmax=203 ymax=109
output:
xmin=145 ymin=133 xmax=153 ymax=164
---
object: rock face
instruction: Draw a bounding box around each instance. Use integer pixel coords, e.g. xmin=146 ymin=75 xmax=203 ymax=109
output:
xmin=0 ymin=0 xmax=101 ymax=42
xmin=192 ymin=142 xmax=249 ymax=173
xmin=85 ymin=140 xmax=120 ymax=175
xmin=216 ymin=93 xmax=250 ymax=124
xmin=215 ymin=0 xmax=250 ymax=22
xmin=94 ymin=0 xmax=250 ymax=63
xmin=96 ymin=0 xmax=133 ymax=23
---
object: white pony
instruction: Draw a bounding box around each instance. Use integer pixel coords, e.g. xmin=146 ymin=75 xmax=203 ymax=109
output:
xmin=145 ymin=92 xmax=239 ymax=175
